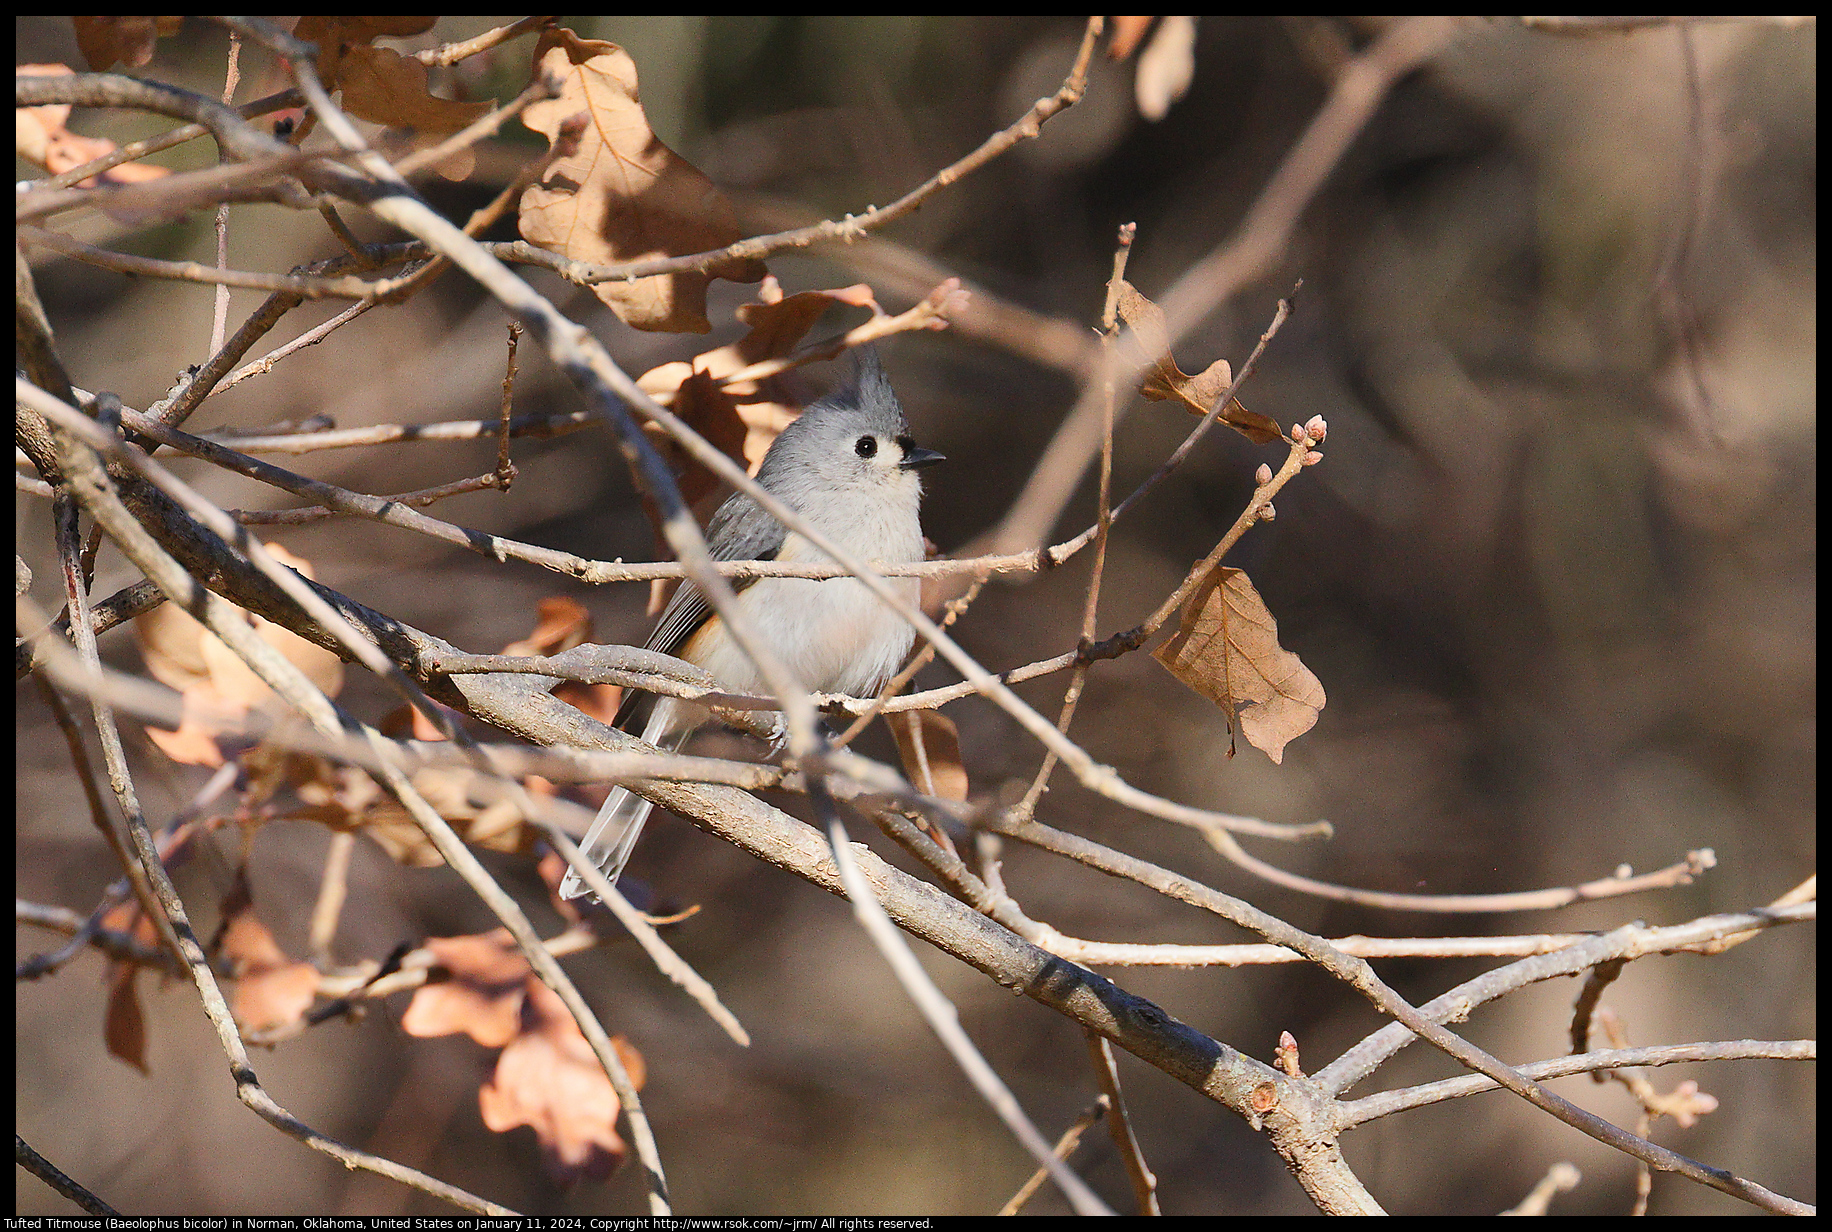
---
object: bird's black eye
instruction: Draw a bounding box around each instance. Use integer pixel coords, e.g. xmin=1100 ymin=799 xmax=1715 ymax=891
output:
xmin=854 ymin=435 xmax=877 ymax=458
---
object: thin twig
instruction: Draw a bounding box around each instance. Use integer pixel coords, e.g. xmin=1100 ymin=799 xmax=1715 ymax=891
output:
xmin=413 ymin=15 xmax=555 ymax=68
xmin=1337 ymin=1040 xmax=1814 ymax=1129
xmin=308 ymin=832 xmax=356 ymax=966
xmin=16 ymin=1135 xmax=119 ymax=1216
xmin=1501 ymin=1163 xmax=1581 ymax=1216
xmin=496 ymin=323 xmax=522 ymax=484
xmin=1086 ymin=1029 xmax=1160 ymax=1214
xmin=998 ymin=1096 xmax=1109 ymax=1216
xmin=815 ymin=787 xmax=1114 ymax=1216
xmin=1017 ymin=222 xmax=1133 ymax=815
xmin=984 ymin=809 xmax=1815 ymax=1213
xmin=1207 ymin=825 xmax=1717 ymax=912
xmin=567 ymin=17 xmax=1106 ymax=286
xmin=540 ymin=824 xmax=751 ymax=1048
xmin=26 ymin=86 xmax=303 ymax=194
xmin=32 ymin=433 xmax=511 ymax=1214
xmin=21 ymin=224 xmax=402 ymax=299
xmin=209 ymin=33 xmax=243 ymax=356
xmin=984 ymin=16 xmax=1462 ymax=558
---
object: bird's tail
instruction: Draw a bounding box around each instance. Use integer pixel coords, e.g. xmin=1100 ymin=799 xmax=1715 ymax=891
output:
xmin=559 ymin=705 xmax=688 ymax=902
xmin=558 ymin=783 xmax=656 ymax=902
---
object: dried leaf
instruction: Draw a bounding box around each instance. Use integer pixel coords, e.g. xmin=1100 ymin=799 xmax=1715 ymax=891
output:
xmin=402 ymin=929 xmax=533 ymax=1048
xmin=1108 ymin=16 xmax=1158 ymax=61
xmin=218 ymin=887 xmax=321 ymax=1033
xmin=632 ymin=277 xmax=880 ymax=525
xmin=140 ymin=543 xmax=343 ymax=701
xmin=16 ymin=63 xmax=172 ymax=186
xmin=637 ymin=367 xmax=753 ymax=510
xmin=478 ymin=979 xmax=641 ymax=1186
xmin=1135 ymin=15 xmax=1197 ymax=121
xmin=338 ymin=43 xmax=489 ymax=178
xmin=100 ymin=902 xmax=158 ymax=1073
xmin=730 ymin=278 xmax=880 ymax=361
xmin=502 ymin=596 xmax=595 ymax=658
xmin=293 ymin=17 xmax=439 ymax=87
xmin=135 ymin=544 xmax=343 ymax=765
xmin=1152 ymin=566 xmax=1325 ymax=763
xmin=338 ymin=44 xmax=490 ymax=132
xmin=104 ymin=962 xmax=149 ymax=1073
xmin=71 ymin=16 xmax=183 ymax=71
xmin=502 ymin=596 xmax=624 ymax=722
xmin=1115 ymin=280 xmax=1282 ymax=444
xmin=519 ymin=26 xmax=766 ymax=333
xmin=294 ymin=762 xmax=536 ymax=867
xmin=294 ymin=17 xmax=480 ymax=179
xmin=888 ymin=710 xmax=969 ymax=802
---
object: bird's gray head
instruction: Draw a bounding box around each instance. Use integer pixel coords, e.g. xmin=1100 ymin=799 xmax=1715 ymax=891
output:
xmin=754 ymin=346 xmax=944 ymax=509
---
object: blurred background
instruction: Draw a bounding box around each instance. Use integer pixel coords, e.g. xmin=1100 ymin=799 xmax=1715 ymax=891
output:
xmin=16 ymin=15 xmax=1815 ymax=1216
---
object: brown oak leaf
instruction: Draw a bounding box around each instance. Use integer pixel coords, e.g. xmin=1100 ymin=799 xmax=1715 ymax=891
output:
xmin=294 ymin=17 xmax=483 ymax=179
xmin=519 ymin=26 xmax=765 ymax=333
xmin=1115 ymin=280 xmax=1282 ymax=443
xmin=402 ymin=929 xmax=534 ymax=1049
xmin=101 ymin=901 xmax=161 ymax=1072
xmin=217 ymin=885 xmax=321 ymax=1034
xmin=888 ymin=709 xmax=969 ymax=803
xmin=1152 ymin=566 xmax=1325 ymax=763
xmin=135 ymin=543 xmax=343 ymax=766
xmin=71 ymin=16 xmax=183 ymax=71
xmin=478 ymin=978 xmax=644 ymax=1186
xmin=16 ymin=63 xmax=172 ymax=187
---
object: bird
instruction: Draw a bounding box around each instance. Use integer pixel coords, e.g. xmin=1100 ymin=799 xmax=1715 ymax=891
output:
xmin=560 ymin=345 xmax=944 ymax=901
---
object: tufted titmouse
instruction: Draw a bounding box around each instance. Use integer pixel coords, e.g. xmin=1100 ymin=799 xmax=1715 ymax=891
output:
xmin=560 ymin=345 xmax=944 ymax=901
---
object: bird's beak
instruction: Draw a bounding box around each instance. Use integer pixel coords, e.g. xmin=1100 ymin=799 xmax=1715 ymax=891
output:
xmin=900 ymin=445 xmax=946 ymax=470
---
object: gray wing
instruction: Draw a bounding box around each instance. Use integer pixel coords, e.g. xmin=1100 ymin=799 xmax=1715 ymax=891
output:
xmin=613 ymin=491 xmax=786 ymax=729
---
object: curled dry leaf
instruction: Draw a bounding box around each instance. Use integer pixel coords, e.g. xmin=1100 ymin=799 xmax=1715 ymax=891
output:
xmin=520 ymin=26 xmax=766 ymax=333
xmin=1135 ymin=15 xmax=1198 ymax=122
xmin=95 ymin=827 xmax=199 ymax=1069
xmin=402 ymin=929 xmax=534 ymax=1049
xmin=16 ymin=64 xmax=172 ymax=187
xmin=888 ymin=710 xmax=970 ymax=803
xmin=1151 ymin=566 xmax=1325 ymax=763
xmin=71 ymin=16 xmax=183 ymax=71
xmin=478 ymin=979 xmax=644 ymax=1186
xmin=1115 ymin=280 xmax=1282 ymax=444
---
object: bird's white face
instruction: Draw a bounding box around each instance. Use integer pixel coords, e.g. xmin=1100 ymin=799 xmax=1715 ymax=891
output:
xmin=793 ymin=417 xmax=944 ymax=502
